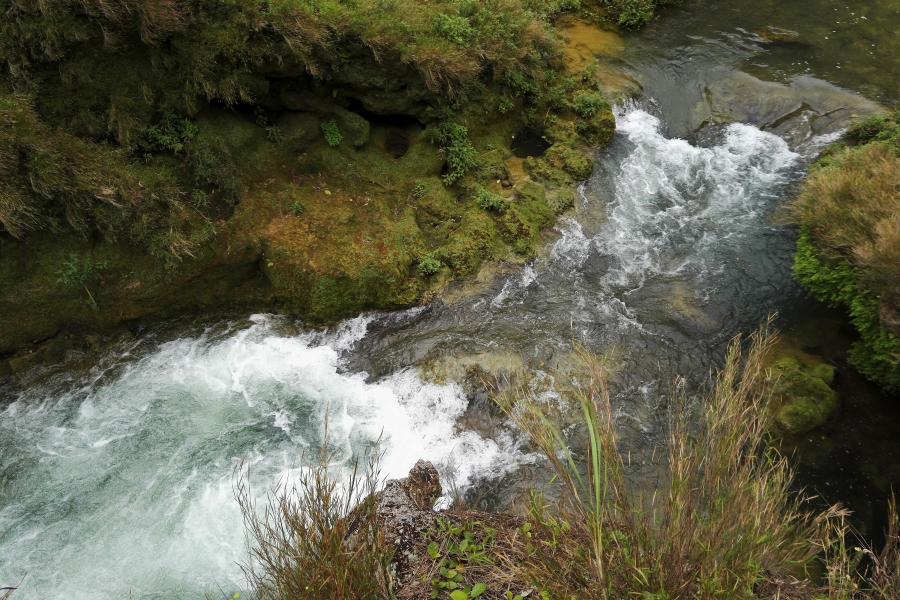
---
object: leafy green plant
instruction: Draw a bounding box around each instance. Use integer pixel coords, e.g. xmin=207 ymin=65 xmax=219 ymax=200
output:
xmin=418 ymin=253 xmax=443 ymax=276
xmin=431 ymin=122 xmax=478 ymax=185
xmin=472 ymin=187 xmax=505 ymax=212
xmin=321 ymin=120 xmax=343 ymax=147
xmin=143 ymin=113 xmax=199 ymax=153
xmin=289 ymin=201 xmax=305 ymax=215
xmin=56 ymin=254 xmax=108 ymax=309
xmin=569 ymin=92 xmax=609 ymax=119
xmin=793 ymin=228 xmax=900 ymax=391
xmin=412 ymin=180 xmax=429 ymax=199
xmin=427 ymin=519 xmax=493 ymax=599
xmin=498 ymin=98 xmax=515 ymax=114
xmin=191 ymin=189 xmax=209 ymax=209
xmin=266 ymin=125 xmax=284 ymax=143
xmin=433 ymin=13 xmax=475 ymax=45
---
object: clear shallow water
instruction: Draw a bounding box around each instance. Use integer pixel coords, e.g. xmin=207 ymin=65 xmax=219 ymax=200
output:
xmin=0 ymin=107 xmax=821 ymax=598
xmin=617 ymin=0 xmax=900 ymax=126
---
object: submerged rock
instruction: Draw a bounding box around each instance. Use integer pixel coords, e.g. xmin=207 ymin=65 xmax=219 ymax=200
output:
xmin=692 ymin=71 xmax=885 ymax=148
xmin=770 ymin=356 xmax=839 ymax=437
xmin=753 ymin=26 xmax=808 ymax=46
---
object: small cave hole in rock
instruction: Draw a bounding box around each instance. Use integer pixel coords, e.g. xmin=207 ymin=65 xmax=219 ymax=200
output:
xmin=510 ymin=127 xmax=551 ymax=158
xmin=384 ymin=131 xmax=411 ymax=158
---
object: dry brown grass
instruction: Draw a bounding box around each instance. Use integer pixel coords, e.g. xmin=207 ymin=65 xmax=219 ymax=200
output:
xmin=791 ymin=142 xmax=900 ymax=293
xmin=494 ymin=323 xmax=830 ymax=599
xmin=234 ymin=450 xmax=393 ymax=600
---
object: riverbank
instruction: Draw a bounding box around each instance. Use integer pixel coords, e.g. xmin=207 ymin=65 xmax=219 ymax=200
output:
xmin=0 ymin=1 xmax=632 ymax=358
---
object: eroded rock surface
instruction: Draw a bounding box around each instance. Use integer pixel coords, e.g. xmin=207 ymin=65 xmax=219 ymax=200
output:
xmin=692 ymin=71 xmax=885 ymax=148
xmin=375 ymin=460 xmax=443 ymax=589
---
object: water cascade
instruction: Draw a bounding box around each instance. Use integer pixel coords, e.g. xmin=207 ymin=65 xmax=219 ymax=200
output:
xmin=0 ymin=107 xmax=833 ymax=599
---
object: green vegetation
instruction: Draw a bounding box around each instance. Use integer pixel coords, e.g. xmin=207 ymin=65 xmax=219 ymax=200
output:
xmin=768 ymin=356 xmax=839 ymax=437
xmin=418 ymin=253 xmax=444 ymax=276
xmin=235 ymin=451 xmax=392 ymax=600
xmin=321 ymin=120 xmax=344 ymax=147
xmin=432 ymin=123 xmax=479 ymax=185
xmin=472 ymin=187 xmax=506 ymax=212
xmin=496 ymin=327 xmax=824 ymax=599
xmin=0 ymin=0 xmax=632 ymax=353
xmin=238 ymin=327 xmax=900 ymax=599
xmin=55 ymin=254 xmax=107 ymax=309
xmin=569 ymin=91 xmax=609 ymax=118
xmin=789 ymin=113 xmax=900 ymax=390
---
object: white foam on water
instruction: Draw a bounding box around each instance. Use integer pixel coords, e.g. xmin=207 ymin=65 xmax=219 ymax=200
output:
xmin=593 ymin=107 xmax=801 ymax=291
xmin=0 ymin=316 xmax=529 ymax=600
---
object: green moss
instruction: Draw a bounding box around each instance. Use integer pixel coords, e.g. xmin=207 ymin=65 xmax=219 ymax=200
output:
xmin=794 ymin=227 xmax=900 ymax=391
xmin=437 ymin=211 xmax=501 ymax=276
xmin=310 ymin=265 xmax=398 ymax=320
xmin=575 ymin=109 xmax=616 ymax=147
xmin=770 ymin=357 xmax=839 ymax=437
xmin=524 ymin=144 xmax=594 ymax=186
xmin=547 ymin=188 xmax=576 ymax=214
xmin=496 ymin=188 xmax=554 ymax=256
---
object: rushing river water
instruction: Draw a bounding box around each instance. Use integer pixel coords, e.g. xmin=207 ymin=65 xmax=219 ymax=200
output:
xmin=2 ymin=0 xmax=899 ymax=596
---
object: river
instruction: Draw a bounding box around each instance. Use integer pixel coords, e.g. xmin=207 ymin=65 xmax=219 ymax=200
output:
xmin=1 ymin=0 xmax=898 ymax=596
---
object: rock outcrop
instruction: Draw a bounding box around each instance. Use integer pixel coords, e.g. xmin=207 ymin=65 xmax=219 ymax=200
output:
xmin=375 ymin=460 xmax=443 ymax=589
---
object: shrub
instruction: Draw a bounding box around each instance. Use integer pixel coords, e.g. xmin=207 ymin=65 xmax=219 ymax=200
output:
xmin=266 ymin=125 xmax=284 ymax=144
xmin=417 ymin=252 xmax=443 ymax=276
xmin=321 ymin=120 xmax=343 ymax=147
xmin=431 ymin=122 xmax=478 ymax=186
xmin=472 ymin=187 xmax=505 ymax=212
xmin=142 ymin=114 xmax=199 ymax=153
xmin=235 ymin=451 xmax=393 ymax=600
xmin=56 ymin=254 xmax=108 ymax=309
xmin=569 ymin=91 xmax=609 ymax=119
xmin=793 ymin=229 xmax=900 ymax=391
xmin=845 ymin=114 xmax=900 ymax=150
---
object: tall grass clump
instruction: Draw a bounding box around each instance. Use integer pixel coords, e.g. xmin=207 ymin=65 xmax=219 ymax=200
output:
xmin=496 ymin=324 xmax=827 ymax=599
xmin=789 ymin=113 xmax=900 ymax=390
xmin=235 ymin=450 xmax=393 ymax=600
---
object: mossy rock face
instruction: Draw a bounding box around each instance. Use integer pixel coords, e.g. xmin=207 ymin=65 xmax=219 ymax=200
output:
xmin=524 ymin=144 xmax=594 ymax=186
xmin=308 ymin=265 xmax=401 ymax=321
xmin=575 ymin=109 xmax=616 ymax=147
xmin=197 ymin=109 xmax=267 ymax=167
xmin=547 ymin=188 xmax=576 ymax=214
xmin=472 ymin=151 xmax=511 ymax=184
xmin=276 ymin=112 xmax=322 ymax=153
xmin=497 ymin=191 xmax=554 ymax=256
xmin=770 ymin=357 xmax=839 ymax=437
xmin=437 ymin=212 xmax=500 ymax=277
xmin=334 ymin=106 xmax=371 ymax=147
xmin=413 ymin=178 xmax=463 ymax=225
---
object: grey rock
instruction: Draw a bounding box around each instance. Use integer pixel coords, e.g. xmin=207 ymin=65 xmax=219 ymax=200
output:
xmin=691 ymin=71 xmax=885 ymax=150
xmin=374 ymin=460 xmax=442 ymax=589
